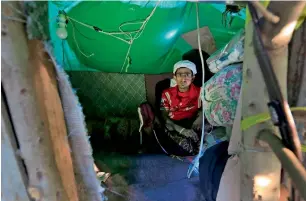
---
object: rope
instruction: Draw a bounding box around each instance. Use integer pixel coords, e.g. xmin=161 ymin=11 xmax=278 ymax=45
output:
xmin=119 ymin=0 xmax=161 ymax=73
xmin=152 ymin=130 xmax=170 ymax=155
xmin=187 ymin=1 xmax=206 ymax=179
xmin=70 ymin=20 xmax=94 ymax=58
xmin=62 ymin=0 xmax=161 ymax=73
xmin=67 ymin=16 xmax=131 ymax=44
xmin=137 ymin=107 xmax=144 ymax=145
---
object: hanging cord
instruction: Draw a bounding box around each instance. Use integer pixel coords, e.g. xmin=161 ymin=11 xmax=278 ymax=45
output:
xmin=137 ymin=107 xmax=144 ymax=145
xmin=63 ymin=0 xmax=161 ymax=73
xmin=70 ymin=19 xmax=94 ymax=58
xmin=62 ymin=39 xmax=74 ymax=81
xmin=153 ymin=130 xmax=170 ymax=155
xmin=67 ymin=16 xmax=132 ymax=44
xmin=187 ymin=1 xmax=206 ymax=179
xmin=119 ymin=0 xmax=160 ymax=73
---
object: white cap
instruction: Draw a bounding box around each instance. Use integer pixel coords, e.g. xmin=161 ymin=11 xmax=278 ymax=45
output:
xmin=173 ymin=60 xmax=197 ymax=75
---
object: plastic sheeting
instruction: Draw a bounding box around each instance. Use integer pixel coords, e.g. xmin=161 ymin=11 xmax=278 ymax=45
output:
xmin=49 ymin=1 xmax=245 ymax=74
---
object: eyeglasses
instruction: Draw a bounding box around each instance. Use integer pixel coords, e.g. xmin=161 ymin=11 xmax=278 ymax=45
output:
xmin=176 ymin=73 xmax=193 ymax=78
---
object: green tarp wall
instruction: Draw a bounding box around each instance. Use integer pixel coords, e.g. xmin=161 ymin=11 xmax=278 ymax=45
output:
xmin=45 ymin=1 xmax=246 ymax=118
xmin=49 ymin=1 xmax=246 ymax=74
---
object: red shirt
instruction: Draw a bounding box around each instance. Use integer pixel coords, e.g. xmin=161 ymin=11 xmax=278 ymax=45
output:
xmin=161 ymin=84 xmax=201 ymax=121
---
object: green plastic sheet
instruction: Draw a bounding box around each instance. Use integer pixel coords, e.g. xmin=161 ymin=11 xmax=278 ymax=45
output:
xmin=49 ymin=1 xmax=245 ymax=74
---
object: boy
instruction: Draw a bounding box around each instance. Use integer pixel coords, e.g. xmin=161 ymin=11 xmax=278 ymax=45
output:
xmin=160 ymin=60 xmax=203 ymax=154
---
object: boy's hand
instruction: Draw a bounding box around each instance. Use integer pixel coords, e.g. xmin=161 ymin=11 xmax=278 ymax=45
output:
xmin=181 ymin=129 xmax=199 ymax=142
xmin=192 ymin=118 xmax=202 ymax=131
xmin=165 ymin=122 xmax=175 ymax=131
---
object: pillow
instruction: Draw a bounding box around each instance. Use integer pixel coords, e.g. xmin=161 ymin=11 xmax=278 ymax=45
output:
xmin=201 ymin=63 xmax=243 ymax=127
xmin=206 ymin=29 xmax=245 ymax=73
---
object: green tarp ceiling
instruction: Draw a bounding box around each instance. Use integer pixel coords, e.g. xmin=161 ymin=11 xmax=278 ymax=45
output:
xmin=49 ymin=1 xmax=245 ymax=74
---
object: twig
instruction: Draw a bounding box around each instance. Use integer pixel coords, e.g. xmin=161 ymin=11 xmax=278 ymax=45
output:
xmin=250 ymin=1 xmax=280 ymax=24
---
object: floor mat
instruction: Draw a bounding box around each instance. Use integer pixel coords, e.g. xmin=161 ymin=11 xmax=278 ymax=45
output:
xmin=94 ymin=153 xmax=204 ymax=201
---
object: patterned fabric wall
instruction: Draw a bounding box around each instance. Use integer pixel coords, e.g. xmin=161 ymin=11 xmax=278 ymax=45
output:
xmin=68 ymin=72 xmax=147 ymax=119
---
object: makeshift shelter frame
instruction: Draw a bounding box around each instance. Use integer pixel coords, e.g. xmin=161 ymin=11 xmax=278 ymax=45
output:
xmin=1 ymin=1 xmax=305 ymax=201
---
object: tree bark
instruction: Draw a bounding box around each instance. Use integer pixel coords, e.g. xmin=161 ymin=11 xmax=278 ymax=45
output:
xmin=240 ymin=2 xmax=305 ymax=201
xmin=240 ymin=21 xmax=282 ymax=201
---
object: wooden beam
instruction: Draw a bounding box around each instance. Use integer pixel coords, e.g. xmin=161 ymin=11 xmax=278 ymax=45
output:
xmin=29 ymin=40 xmax=79 ymax=201
xmin=1 ymin=98 xmax=31 ymax=201
xmin=1 ymin=2 xmax=77 ymax=200
xmin=240 ymin=2 xmax=305 ymax=201
xmin=50 ymin=54 xmax=104 ymax=201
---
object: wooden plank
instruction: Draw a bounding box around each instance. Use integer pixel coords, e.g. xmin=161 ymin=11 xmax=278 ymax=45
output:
xmin=53 ymin=58 xmax=103 ymax=201
xmin=1 ymin=99 xmax=31 ymax=201
xmin=1 ymin=2 xmax=69 ymax=200
xmin=29 ymin=40 xmax=79 ymax=201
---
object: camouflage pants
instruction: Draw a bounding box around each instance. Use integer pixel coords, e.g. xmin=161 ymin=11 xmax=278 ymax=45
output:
xmin=166 ymin=129 xmax=200 ymax=156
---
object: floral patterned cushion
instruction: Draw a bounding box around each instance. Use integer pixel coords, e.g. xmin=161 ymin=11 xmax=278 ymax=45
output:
xmin=201 ymin=63 xmax=242 ymax=127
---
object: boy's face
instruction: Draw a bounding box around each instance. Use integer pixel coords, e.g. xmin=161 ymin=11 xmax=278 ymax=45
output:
xmin=174 ymin=67 xmax=195 ymax=91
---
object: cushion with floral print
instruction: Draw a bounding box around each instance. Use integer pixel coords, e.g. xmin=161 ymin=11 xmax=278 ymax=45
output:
xmin=201 ymin=63 xmax=242 ymax=127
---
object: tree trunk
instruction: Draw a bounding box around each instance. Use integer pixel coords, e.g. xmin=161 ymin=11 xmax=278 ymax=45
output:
xmin=240 ymin=2 xmax=305 ymax=201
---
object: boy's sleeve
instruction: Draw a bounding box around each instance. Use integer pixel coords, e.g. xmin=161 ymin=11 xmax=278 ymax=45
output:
xmin=160 ymin=91 xmax=170 ymax=111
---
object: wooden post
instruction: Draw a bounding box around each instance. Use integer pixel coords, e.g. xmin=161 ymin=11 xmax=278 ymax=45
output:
xmin=29 ymin=40 xmax=79 ymax=201
xmin=1 ymin=1 xmax=78 ymax=200
xmin=50 ymin=53 xmax=104 ymax=201
xmin=240 ymin=21 xmax=281 ymax=201
xmin=240 ymin=2 xmax=305 ymax=201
